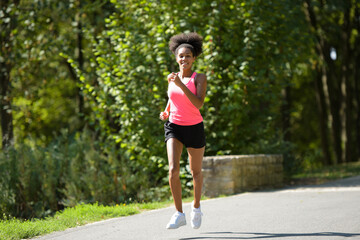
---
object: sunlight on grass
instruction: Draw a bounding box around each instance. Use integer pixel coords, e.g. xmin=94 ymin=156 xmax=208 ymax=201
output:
xmin=0 ymin=202 xmax=152 ymax=240
xmin=0 ymin=195 xmax=214 ymax=240
xmin=292 ymin=161 xmax=360 ymax=182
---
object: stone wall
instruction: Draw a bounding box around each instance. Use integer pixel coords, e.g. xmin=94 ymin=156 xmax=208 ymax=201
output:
xmin=202 ymin=154 xmax=283 ymax=197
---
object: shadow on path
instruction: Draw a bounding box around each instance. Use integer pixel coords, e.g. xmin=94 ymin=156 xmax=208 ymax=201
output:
xmin=179 ymin=231 xmax=360 ymax=239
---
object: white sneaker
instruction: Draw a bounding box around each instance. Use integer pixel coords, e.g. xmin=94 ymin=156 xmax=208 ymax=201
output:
xmin=166 ymin=211 xmax=186 ymax=229
xmin=191 ymin=203 xmax=203 ymax=229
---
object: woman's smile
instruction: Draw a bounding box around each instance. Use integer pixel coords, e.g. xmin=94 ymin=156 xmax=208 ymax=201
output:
xmin=177 ymin=47 xmax=195 ymax=69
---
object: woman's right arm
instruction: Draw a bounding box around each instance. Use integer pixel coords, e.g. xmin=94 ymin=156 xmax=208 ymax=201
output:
xmin=160 ymin=74 xmax=173 ymax=121
xmin=160 ymin=100 xmax=170 ymax=121
xmin=165 ymin=100 xmax=170 ymax=112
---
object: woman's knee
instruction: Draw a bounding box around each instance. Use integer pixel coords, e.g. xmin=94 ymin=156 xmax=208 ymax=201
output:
xmin=191 ymin=169 xmax=202 ymax=180
xmin=169 ymin=165 xmax=180 ymax=179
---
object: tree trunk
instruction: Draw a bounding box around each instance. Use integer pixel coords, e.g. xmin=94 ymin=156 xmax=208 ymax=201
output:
xmin=77 ymin=17 xmax=85 ymax=119
xmin=323 ymin=57 xmax=342 ymax=164
xmin=0 ymin=0 xmax=16 ymax=149
xmin=341 ymin=3 xmax=356 ymax=163
xmin=325 ymin=52 xmax=342 ymax=164
xmin=303 ymin=0 xmax=337 ymax=165
xmin=355 ymin=52 xmax=360 ymax=161
xmin=281 ymin=85 xmax=291 ymax=143
xmin=0 ymin=72 xmax=14 ymax=149
xmin=314 ymin=65 xmax=332 ymax=165
xmin=354 ymin=5 xmax=360 ymax=161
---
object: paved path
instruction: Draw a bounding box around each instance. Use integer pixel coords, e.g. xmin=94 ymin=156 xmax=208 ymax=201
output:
xmin=35 ymin=176 xmax=360 ymax=240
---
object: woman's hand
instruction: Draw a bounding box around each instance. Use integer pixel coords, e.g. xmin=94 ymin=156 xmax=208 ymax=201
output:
xmin=168 ymin=72 xmax=181 ymax=86
xmin=159 ymin=111 xmax=169 ymax=121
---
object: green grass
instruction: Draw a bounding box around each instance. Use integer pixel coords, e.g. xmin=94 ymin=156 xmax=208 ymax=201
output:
xmin=0 ymin=201 xmax=172 ymax=240
xmin=0 ymin=197 xmax=203 ymax=240
xmin=290 ymin=161 xmax=360 ymax=185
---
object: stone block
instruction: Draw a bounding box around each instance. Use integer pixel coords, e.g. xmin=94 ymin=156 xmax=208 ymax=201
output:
xmin=202 ymin=154 xmax=283 ymax=197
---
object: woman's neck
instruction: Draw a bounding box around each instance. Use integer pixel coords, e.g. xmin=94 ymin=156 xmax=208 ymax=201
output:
xmin=179 ymin=69 xmax=193 ymax=78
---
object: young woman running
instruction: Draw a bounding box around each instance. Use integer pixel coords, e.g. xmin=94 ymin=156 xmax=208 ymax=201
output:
xmin=159 ymin=32 xmax=207 ymax=229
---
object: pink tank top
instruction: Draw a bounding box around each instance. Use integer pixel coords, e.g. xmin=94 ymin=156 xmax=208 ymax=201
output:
xmin=168 ymin=72 xmax=203 ymax=126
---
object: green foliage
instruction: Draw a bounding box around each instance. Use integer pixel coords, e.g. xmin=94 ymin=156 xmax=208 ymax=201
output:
xmin=75 ymin=0 xmax=310 ymax=162
xmin=73 ymin=0 xmax=182 ymax=191
xmin=3 ymin=0 xmax=115 ymax=145
xmin=12 ymin=78 xmax=79 ymax=144
xmin=199 ymin=0 xmax=302 ymax=155
xmin=0 ymin=129 xmax=171 ymax=219
xmin=302 ymin=0 xmax=360 ymax=164
xmin=292 ymin=161 xmax=360 ymax=183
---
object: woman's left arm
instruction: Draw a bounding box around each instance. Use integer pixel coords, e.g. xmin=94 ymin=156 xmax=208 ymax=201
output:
xmin=193 ymin=73 xmax=207 ymax=109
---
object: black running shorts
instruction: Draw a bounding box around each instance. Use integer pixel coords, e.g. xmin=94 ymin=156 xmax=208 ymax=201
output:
xmin=164 ymin=121 xmax=205 ymax=148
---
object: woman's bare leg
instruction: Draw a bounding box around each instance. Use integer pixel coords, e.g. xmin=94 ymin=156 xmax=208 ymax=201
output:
xmin=167 ymin=138 xmax=184 ymax=212
xmin=187 ymin=147 xmax=205 ymax=208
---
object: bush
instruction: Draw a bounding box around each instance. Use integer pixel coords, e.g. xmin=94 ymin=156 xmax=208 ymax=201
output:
xmin=0 ymin=129 xmax=170 ymax=219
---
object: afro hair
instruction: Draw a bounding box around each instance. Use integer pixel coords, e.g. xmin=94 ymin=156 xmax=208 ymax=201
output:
xmin=169 ymin=32 xmax=203 ymax=57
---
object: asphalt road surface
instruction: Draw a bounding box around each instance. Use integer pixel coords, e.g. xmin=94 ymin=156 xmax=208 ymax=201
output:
xmin=34 ymin=176 xmax=360 ymax=240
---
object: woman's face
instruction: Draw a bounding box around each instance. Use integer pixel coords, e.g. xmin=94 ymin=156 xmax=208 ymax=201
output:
xmin=176 ymin=47 xmax=196 ymax=70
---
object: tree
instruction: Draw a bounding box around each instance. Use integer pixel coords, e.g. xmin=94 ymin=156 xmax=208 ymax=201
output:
xmin=1 ymin=1 xmax=114 ymax=146
xmin=303 ymin=0 xmax=360 ymax=164
xmin=0 ymin=0 xmax=19 ymax=149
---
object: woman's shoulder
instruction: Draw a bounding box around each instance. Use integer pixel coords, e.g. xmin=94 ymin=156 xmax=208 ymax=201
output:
xmin=195 ymin=72 xmax=207 ymax=83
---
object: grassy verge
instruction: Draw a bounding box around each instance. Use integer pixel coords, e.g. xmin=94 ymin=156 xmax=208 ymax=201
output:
xmin=288 ymin=161 xmax=360 ymax=186
xmin=0 ymin=201 xmax=173 ymax=240
xmin=0 ymin=197 xmax=200 ymax=240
